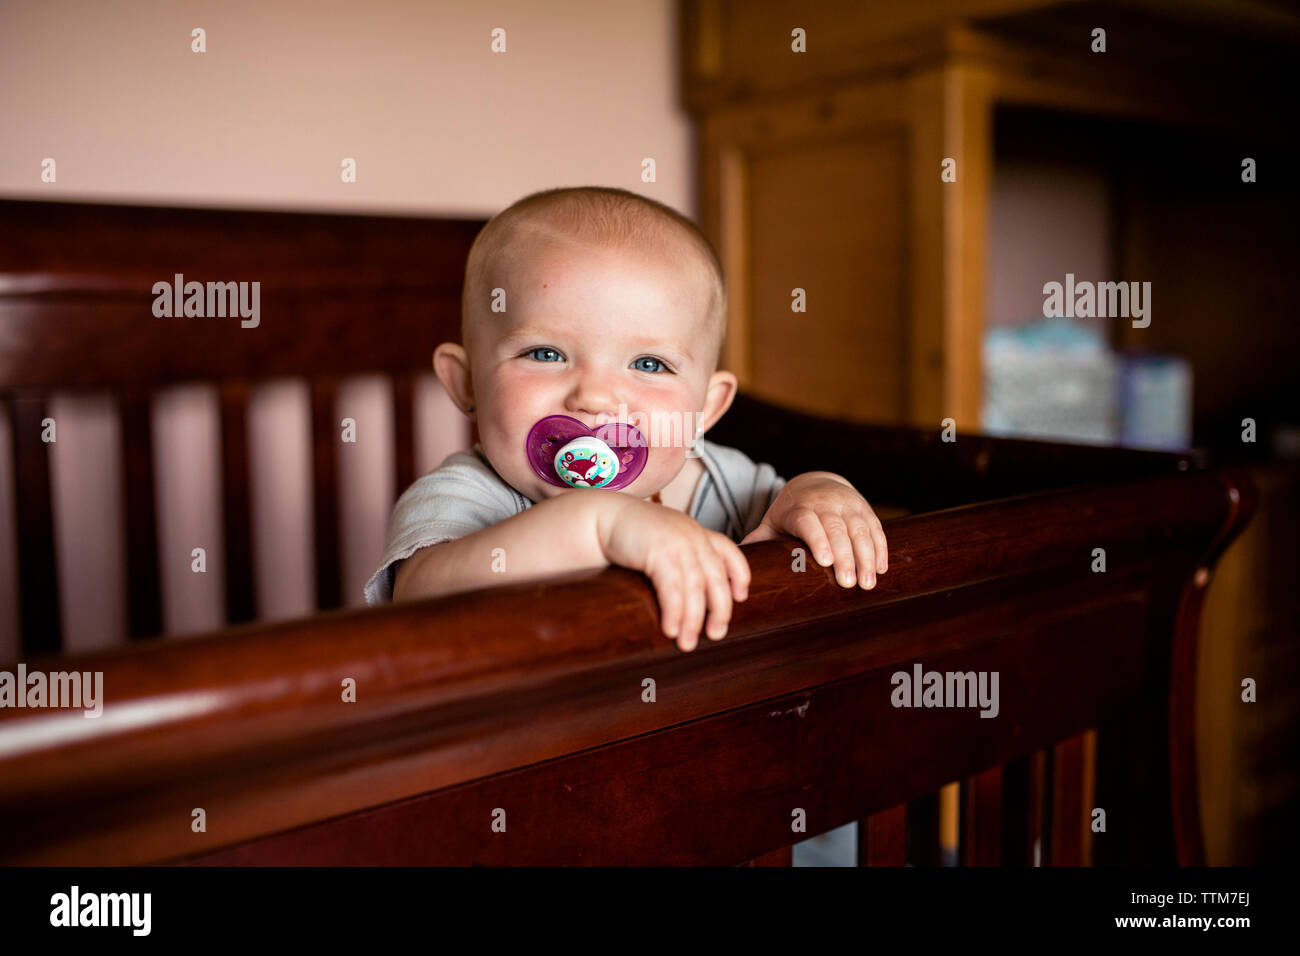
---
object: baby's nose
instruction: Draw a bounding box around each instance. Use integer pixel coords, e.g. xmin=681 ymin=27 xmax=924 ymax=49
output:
xmin=568 ymin=378 xmax=623 ymax=419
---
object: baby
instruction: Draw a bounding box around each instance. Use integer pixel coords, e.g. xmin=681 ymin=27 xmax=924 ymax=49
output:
xmin=364 ymin=186 xmax=888 ymax=651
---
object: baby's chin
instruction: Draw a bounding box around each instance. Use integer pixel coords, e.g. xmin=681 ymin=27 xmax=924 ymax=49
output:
xmin=523 ymin=475 xmax=656 ymax=502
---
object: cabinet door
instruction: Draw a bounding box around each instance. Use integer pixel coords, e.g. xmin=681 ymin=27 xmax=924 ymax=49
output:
xmin=698 ymin=66 xmax=992 ymax=427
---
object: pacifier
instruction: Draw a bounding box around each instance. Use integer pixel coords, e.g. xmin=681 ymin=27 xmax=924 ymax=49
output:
xmin=525 ymin=415 xmax=649 ymax=490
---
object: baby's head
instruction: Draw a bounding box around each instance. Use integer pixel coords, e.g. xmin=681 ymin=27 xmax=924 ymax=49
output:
xmin=433 ymin=186 xmax=737 ymax=502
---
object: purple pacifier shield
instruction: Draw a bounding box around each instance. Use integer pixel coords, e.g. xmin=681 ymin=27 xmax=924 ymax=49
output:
xmin=525 ymin=414 xmax=648 ymax=490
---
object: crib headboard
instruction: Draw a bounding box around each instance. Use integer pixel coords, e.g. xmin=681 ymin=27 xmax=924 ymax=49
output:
xmin=0 ymin=199 xmax=483 ymax=656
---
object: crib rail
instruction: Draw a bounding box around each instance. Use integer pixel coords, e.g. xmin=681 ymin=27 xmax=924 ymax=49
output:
xmin=710 ymin=391 xmax=1210 ymax=512
xmin=0 ymin=464 xmax=1254 ymax=865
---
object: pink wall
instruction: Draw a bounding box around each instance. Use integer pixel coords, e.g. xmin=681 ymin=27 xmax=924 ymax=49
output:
xmin=0 ymin=0 xmax=693 ymax=657
xmin=0 ymin=0 xmax=693 ymax=215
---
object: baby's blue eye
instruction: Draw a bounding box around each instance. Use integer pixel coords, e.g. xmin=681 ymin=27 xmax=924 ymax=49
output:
xmin=632 ymin=356 xmax=668 ymax=373
xmin=527 ymin=347 xmax=563 ymax=363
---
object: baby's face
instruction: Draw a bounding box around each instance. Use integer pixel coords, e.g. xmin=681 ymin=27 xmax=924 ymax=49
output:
xmin=467 ymin=239 xmax=718 ymax=503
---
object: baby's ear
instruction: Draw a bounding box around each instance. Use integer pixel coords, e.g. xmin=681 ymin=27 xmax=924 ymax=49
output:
xmin=433 ymin=342 xmax=473 ymax=409
xmin=700 ymin=369 xmax=739 ymax=432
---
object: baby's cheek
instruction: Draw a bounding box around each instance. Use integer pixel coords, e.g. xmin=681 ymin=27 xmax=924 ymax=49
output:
xmin=649 ymin=446 xmax=688 ymax=483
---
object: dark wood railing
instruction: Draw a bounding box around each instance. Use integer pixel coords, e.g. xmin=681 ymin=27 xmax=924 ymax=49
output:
xmin=0 ymin=461 xmax=1254 ymax=865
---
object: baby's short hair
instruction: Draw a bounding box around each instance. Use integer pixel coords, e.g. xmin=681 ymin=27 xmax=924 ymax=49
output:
xmin=461 ymin=186 xmax=727 ymax=368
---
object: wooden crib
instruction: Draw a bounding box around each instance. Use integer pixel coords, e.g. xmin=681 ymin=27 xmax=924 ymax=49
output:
xmin=0 ymin=199 xmax=1255 ymax=866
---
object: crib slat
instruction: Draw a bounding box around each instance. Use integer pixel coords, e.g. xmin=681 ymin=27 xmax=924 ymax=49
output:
xmin=219 ymin=382 xmax=256 ymax=626
xmin=392 ymin=371 xmax=415 ymax=499
xmin=998 ymin=750 xmax=1047 ymax=865
xmin=119 ymin=390 xmax=162 ymax=640
xmin=1048 ymin=732 xmax=1091 ymax=865
xmin=999 ymin=754 xmax=1029 ymax=864
xmin=959 ymin=765 xmax=1003 ymax=865
xmin=310 ymin=377 xmax=341 ymax=610
xmin=1061 ymin=729 xmax=1097 ymax=866
xmin=858 ymin=803 xmax=907 ymax=865
xmin=905 ymin=791 xmax=942 ymax=865
xmin=939 ymin=781 xmax=960 ymax=864
xmin=9 ymin=393 xmax=62 ymax=657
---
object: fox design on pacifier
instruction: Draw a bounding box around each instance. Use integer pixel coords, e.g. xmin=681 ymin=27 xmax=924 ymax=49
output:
xmin=559 ymin=449 xmax=616 ymax=487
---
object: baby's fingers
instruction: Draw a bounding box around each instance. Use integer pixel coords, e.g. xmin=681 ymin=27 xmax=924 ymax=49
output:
xmin=848 ymin=516 xmax=879 ymax=589
xmin=789 ymin=507 xmax=861 ymax=589
xmin=649 ymin=561 xmax=686 ymax=643
xmin=857 ymin=501 xmax=889 ymax=573
xmin=675 ymin=554 xmax=707 ymax=652
xmin=797 ymin=509 xmax=857 ymax=588
xmin=822 ymin=515 xmax=859 ymax=588
xmin=697 ymin=546 xmax=734 ymax=642
xmin=710 ymin=534 xmax=751 ymax=603
xmin=788 ymin=506 xmax=834 ymax=570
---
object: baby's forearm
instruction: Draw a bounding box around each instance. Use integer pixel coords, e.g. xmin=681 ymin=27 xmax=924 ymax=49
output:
xmin=392 ymin=489 xmax=623 ymax=602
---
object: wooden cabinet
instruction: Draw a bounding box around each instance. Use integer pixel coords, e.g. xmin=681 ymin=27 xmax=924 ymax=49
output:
xmin=681 ymin=0 xmax=1299 ymax=430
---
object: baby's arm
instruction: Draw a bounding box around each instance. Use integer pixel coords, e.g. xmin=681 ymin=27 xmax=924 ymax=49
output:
xmin=394 ymin=489 xmax=749 ymax=652
xmin=393 ymin=489 xmax=615 ymax=602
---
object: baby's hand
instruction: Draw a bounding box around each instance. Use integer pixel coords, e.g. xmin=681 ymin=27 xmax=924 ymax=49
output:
xmin=597 ymin=496 xmax=750 ymax=652
xmin=740 ymin=472 xmax=888 ymax=590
